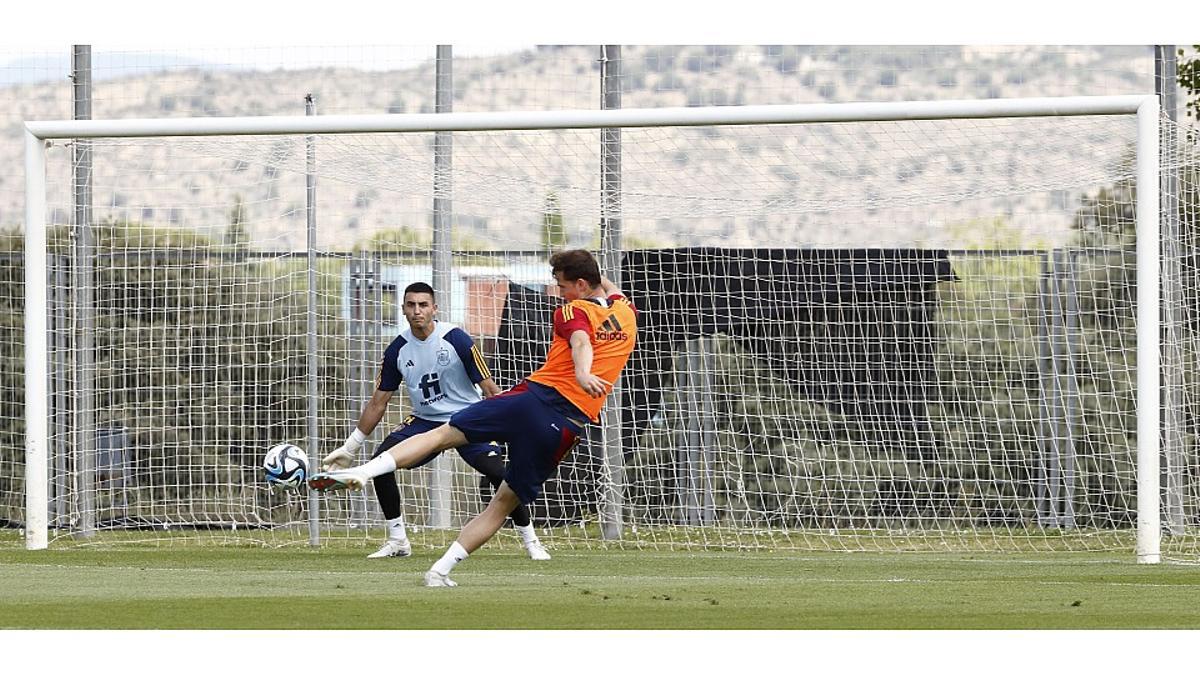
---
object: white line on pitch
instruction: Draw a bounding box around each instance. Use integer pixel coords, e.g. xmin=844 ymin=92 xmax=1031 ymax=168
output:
xmin=3 ymin=563 xmax=1194 ymax=589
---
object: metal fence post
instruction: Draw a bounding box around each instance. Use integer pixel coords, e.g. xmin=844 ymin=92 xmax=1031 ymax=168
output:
xmin=1156 ymin=45 xmax=1186 ymax=535
xmin=72 ymin=45 xmax=96 ymax=538
xmin=599 ymin=44 xmax=625 ymax=540
xmin=428 ymin=44 xmax=454 ymax=528
xmin=305 ymin=94 xmax=321 ymax=546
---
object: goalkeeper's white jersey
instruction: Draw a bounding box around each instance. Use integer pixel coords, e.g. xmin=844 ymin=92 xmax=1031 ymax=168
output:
xmin=376 ymin=321 xmax=492 ymax=423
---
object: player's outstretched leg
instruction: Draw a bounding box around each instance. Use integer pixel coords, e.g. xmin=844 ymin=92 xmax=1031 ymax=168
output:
xmin=307 ymin=468 xmax=368 ymax=492
xmin=310 ymin=424 xmax=465 ymax=492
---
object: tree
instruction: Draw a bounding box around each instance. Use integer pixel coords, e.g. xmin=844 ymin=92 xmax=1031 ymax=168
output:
xmin=360 ymin=224 xmax=428 ymax=253
xmin=0 ymin=220 xmax=356 ymax=526
xmin=226 ymin=194 xmax=249 ymax=252
xmin=541 ymin=191 xmax=566 ymax=253
xmin=1065 ymin=161 xmax=1200 ymax=524
xmin=1179 ymin=45 xmax=1200 ymax=124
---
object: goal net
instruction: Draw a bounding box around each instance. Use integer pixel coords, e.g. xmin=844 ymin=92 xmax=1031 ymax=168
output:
xmin=7 ymin=98 xmax=1198 ymax=560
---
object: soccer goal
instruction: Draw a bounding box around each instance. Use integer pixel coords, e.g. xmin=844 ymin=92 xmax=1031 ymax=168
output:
xmin=12 ymin=95 xmax=1198 ymax=563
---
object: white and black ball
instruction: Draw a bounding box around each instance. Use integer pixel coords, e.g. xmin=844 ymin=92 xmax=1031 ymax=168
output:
xmin=263 ymin=443 xmax=309 ymax=491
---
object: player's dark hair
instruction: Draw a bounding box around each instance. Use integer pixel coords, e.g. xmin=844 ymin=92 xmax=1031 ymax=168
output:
xmin=403 ymin=282 xmax=436 ymax=301
xmin=549 ymin=249 xmax=601 ymax=287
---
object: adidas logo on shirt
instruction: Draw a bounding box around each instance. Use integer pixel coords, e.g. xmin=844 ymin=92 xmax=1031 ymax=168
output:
xmin=596 ymin=314 xmax=629 ymax=342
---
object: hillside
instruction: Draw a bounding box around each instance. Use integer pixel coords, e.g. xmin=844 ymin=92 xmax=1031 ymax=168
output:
xmin=0 ymin=45 xmax=1158 ymax=250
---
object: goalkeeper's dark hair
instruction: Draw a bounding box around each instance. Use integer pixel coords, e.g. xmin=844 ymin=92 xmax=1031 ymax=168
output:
xmin=549 ymin=249 xmax=601 ymax=287
xmin=403 ymin=282 xmax=436 ymax=300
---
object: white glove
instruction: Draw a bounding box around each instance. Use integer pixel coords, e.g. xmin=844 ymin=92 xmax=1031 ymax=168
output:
xmin=322 ymin=429 xmax=366 ymax=470
xmin=321 ymin=447 xmax=354 ymax=470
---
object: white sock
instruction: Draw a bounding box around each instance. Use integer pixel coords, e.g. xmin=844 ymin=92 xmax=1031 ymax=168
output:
xmin=515 ymin=523 xmax=539 ymax=544
xmin=387 ymin=517 xmax=407 ymax=541
xmin=357 ymin=452 xmax=397 ymax=480
xmin=431 ymin=541 xmax=469 ymax=576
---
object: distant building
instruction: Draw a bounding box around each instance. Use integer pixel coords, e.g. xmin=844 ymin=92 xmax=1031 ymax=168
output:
xmin=343 ymin=260 xmax=554 ymax=341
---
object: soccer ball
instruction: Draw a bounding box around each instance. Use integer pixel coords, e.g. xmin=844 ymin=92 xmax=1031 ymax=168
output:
xmin=263 ymin=443 xmax=309 ymax=490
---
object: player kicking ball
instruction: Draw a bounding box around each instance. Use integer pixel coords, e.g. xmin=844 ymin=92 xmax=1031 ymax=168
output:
xmin=324 ymin=281 xmax=550 ymax=561
xmin=310 ymin=249 xmax=637 ymax=586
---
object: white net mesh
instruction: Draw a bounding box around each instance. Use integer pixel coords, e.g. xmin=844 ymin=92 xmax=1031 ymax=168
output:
xmin=6 ymin=106 xmax=1199 ymax=558
xmin=154 ymin=115 xmax=1138 ymax=249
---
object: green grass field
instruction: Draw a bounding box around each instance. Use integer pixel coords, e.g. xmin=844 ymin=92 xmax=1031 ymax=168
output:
xmin=4 ymin=543 xmax=1200 ymax=629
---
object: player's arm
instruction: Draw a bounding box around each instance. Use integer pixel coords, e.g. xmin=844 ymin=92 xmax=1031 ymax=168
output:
xmin=599 ymin=275 xmax=636 ymax=315
xmin=554 ymin=304 xmax=611 ymax=398
xmin=354 ymin=388 xmax=394 ymax=437
xmin=478 ymin=377 xmax=502 ymax=398
xmin=324 ymin=388 xmax=394 ymax=469
xmin=325 ymin=343 xmax=402 ymax=469
xmin=598 ymin=275 xmax=623 ymax=298
xmin=570 ymin=330 xmax=611 ymax=398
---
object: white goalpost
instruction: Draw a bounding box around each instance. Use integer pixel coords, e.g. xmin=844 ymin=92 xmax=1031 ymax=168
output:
xmin=19 ymin=95 xmax=1177 ymax=562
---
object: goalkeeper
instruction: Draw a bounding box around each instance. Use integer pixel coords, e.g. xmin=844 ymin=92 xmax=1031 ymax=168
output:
xmin=312 ymin=250 xmax=637 ymax=586
xmin=325 ymin=281 xmax=550 ymax=561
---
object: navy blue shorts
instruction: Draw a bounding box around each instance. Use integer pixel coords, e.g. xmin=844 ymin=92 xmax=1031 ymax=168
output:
xmin=373 ymin=416 xmax=500 ymax=469
xmin=448 ymin=382 xmax=585 ymax=504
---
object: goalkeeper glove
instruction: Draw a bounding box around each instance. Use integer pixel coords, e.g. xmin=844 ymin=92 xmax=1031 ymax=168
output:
xmin=322 ymin=428 xmax=366 ymax=470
